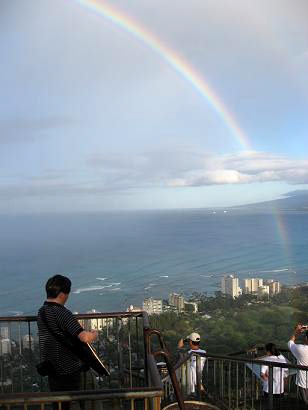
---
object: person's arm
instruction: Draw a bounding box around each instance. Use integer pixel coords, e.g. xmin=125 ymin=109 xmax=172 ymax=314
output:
xmin=288 ymin=324 xmax=302 ymax=350
xmin=260 ymin=364 xmax=268 ymax=381
xmin=78 ymin=330 xmax=98 ymax=344
xmin=290 ymin=324 xmax=302 ymax=342
xmin=59 ymin=308 xmax=98 ymax=343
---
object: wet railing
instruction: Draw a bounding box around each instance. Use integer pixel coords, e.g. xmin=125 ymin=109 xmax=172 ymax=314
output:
xmin=163 ymin=351 xmax=308 ymax=409
xmin=0 ymin=311 xmax=165 ymax=409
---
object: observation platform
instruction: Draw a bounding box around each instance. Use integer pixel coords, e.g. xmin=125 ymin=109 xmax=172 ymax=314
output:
xmin=0 ymin=311 xmax=306 ymax=410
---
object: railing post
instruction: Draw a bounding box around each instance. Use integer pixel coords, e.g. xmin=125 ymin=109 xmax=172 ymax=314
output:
xmin=196 ymin=355 xmax=201 ymax=400
xmin=228 ymin=361 xmax=231 ymax=409
xmin=143 ymin=315 xmax=149 ymax=386
xmin=180 ymin=361 xmax=186 ymax=395
xmin=268 ymin=364 xmax=273 ymax=410
xmin=236 ymin=362 xmax=239 ymax=409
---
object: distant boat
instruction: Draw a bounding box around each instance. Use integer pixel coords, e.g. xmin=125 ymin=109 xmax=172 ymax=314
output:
xmin=223 ymin=210 xmax=228 ymax=213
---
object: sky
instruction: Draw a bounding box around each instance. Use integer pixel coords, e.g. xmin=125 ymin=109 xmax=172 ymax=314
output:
xmin=0 ymin=0 xmax=308 ymax=212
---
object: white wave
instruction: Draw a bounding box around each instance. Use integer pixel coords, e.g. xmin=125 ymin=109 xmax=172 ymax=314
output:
xmin=110 ymin=288 xmax=121 ymax=291
xmin=148 ymin=283 xmax=157 ymax=286
xmin=259 ymin=268 xmax=290 ymax=273
xmin=73 ymin=285 xmax=108 ymax=294
xmin=144 ymin=286 xmax=151 ymax=290
xmin=96 ymin=277 xmax=107 ymax=281
xmin=200 ymin=274 xmax=214 ymax=278
xmin=9 ymin=310 xmax=23 ymax=316
xmin=110 ymin=282 xmax=121 ymax=286
xmin=160 ymin=275 xmax=169 ymax=278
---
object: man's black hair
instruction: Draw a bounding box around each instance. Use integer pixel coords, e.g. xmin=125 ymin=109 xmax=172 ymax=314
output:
xmin=46 ymin=275 xmax=71 ymax=298
xmin=265 ymin=342 xmax=280 ymax=356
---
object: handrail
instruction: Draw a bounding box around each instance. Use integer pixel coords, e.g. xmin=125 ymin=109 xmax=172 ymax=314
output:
xmin=173 ymin=351 xmax=308 ymax=372
xmin=0 ymin=311 xmax=145 ymax=322
xmin=145 ymin=328 xmax=186 ymax=410
xmin=0 ymin=386 xmax=163 ymax=404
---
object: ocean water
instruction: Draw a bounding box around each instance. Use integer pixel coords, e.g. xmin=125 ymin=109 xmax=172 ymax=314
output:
xmin=0 ymin=210 xmax=308 ymax=316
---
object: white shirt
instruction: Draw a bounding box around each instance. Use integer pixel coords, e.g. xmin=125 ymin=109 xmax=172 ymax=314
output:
xmin=260 ymin=354 xmax=288 ymax=394
xmin=188 ymin=349 xmax=206 ymax=393
xmin=288 ymin=340 xmax=308 ymax=388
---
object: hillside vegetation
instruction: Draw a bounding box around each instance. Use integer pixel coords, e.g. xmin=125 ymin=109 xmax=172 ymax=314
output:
xmin=149 ymin=286 xmax=308 ymax=356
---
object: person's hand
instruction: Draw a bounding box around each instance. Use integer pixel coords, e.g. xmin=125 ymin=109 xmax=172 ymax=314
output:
xmin=78 ymin=330 xmax=98 ymax=343
xmin=90 ymin=330 xmax=98 ymax=341
xmin=178 ymin=338 xmax=184 ymax=349
xmin=295 ymin=324 xmax=303 ymax=336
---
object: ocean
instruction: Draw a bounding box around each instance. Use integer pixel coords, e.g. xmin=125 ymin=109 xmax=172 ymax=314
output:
xmin=0 ymin=209 xmax=307 ymax=316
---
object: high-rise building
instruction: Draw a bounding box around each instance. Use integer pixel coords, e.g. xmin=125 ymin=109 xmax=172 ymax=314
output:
xmin=0 ymin=327 xmax=9 ymax=339
xmin=243 ymin=278 xmax=263 ymax=294
xmin=169 ymin=293 xmax=185 ymax=313
xmin=265 ymin=280 xmax=281 ymax=295
xmin=85 ymin=309 xmax=107 ymax=330
xmin=22 ymin=334 xmax=34 ymax=350
xmin=127 ymin=305 xmax=142 ymax=312
xmin=257 ymin=285 xmax=270 ymax=297
xmin=0 ymin=339 xmax=11 ymax=355
xmin=142 ymin=298 xmax=163 ymax=315
xmin=184 ymin=301 xmax=198 ymax=313
xmin=221 ymin=275 xmax=241 ymax=298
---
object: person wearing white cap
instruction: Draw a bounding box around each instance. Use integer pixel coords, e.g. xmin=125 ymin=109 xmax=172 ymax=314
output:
xmin=178 ymin=332 xmax=206 ymax=396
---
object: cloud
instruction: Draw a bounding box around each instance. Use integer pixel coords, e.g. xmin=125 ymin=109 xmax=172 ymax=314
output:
xmin=0 ymin=149 xmax=307 ymax=202
xmin=168 ymin=151 xmax=308 ymax=187
xmin=0 ymin=117 xmax=73 ymax=144
xmin=87 ymin=149 xmax=308 ymax=188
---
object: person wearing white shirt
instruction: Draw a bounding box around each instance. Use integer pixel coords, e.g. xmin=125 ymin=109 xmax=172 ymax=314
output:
xmin=288 ymin=324 xmax=308 ymax=406
xmin=260 ymin=342 xmax=288 ymax=408
xmin=178 ymin=332 xmax=206 ymax=396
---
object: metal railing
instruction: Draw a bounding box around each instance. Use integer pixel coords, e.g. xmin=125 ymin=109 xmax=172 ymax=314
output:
xmin=163 ymin=351 xmax=308 ymax=409
xmin=0 ymin=311 xmax=165 ymax=409
xmin=4 ymin=311 xmax=308 ymax=409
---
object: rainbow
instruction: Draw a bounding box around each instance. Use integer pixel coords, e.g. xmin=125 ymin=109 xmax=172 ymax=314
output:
xmin=73 ymin=0 xmax=250 ymax=150
xmin=272 ymin=207 xmax=292 ymax=266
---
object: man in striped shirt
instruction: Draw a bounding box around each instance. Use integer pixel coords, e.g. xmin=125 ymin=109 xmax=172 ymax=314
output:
xmin=38 ymin=275 xmax=97 ymax=408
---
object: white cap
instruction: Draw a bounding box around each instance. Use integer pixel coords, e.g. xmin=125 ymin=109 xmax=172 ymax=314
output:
xmin=186 ymin=332 xmax=201 ymax=342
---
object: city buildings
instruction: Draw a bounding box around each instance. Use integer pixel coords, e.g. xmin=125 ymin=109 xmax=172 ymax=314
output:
xmin=222 ymin=276 xmax=281 ymax=298
xmin=168 ymin=293 xmax=185 ymax=313
xmin=0 ymin=339 xmax=11 ymax=355
xmin=142 ymin=298 xmax=163 ymax=315
xmin=243 ymin=278 xmax=263 ymax=294
xmin=184 ymin=301 xmax=198 ymax=313
xmin=265 ymin=280 xmax=281 ymax=295
xmin=257 ymin=285 xmax=270 ymax=297
xmin=127 ymin=305 xmax=142 ymax=312
xmin=221 ymin=275 xmax=241 ymax=298
xmin=0 ymin=327 xmax=9 ymax=339
xmin=22 ymin=334 xmax=34 ymax=350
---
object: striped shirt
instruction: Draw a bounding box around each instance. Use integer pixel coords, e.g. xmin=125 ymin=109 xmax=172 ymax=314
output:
xmin=37 ymin=301 xmax=84 ymax=375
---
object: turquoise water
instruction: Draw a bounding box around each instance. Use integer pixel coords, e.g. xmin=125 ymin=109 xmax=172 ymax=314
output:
xmin=0 ymin=210 xmax=307 ymax=315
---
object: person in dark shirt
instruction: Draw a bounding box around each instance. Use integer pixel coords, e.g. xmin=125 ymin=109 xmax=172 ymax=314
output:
xmin=37 ymin=274 xmax=97 ymax=409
